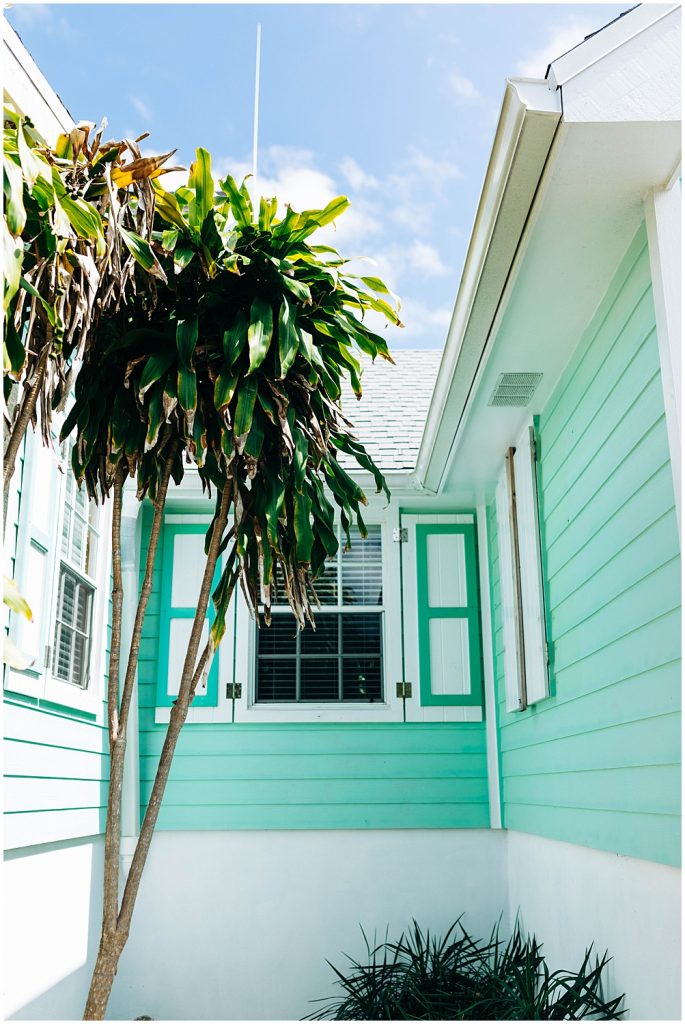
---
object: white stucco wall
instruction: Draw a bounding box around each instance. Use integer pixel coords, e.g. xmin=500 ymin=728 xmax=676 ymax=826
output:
xmin=3 ymin=837 xmax=104 ymax=1020
xmin=506 ymin=830 xmax=682 ymax=1021
xmin=108 ymin=829 xmax=508 ymax=1021
xmin=3 ymin=829 xmax=681 ymax=1020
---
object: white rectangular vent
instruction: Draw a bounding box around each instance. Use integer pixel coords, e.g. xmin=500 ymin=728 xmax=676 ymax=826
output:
xmin=488 ymin=372 xmax=543 ymax=408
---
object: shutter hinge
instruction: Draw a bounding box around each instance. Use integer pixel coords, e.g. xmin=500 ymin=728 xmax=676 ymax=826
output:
xmin=530 ymin=428 xmax=538 ymax=462
xmin=392 ymin=527 xmax=408 ymax=543
xmin=396 ymin=681 xmax=412 ymax=698
xmin=226 ymin=682 xmax=242 ymax=700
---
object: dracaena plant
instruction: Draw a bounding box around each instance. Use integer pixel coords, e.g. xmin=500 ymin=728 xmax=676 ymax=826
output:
xmin=68 ymin=148 xmax=402 ymax=1020
xmin=305 ymin=917 xmax=626 ymax=1020
xmin=2 ymin=105 xmax=180 ymax=505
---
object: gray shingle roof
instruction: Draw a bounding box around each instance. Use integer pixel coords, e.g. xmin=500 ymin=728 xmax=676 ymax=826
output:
xmin=338 ymin=348 xmax=442 ymax=473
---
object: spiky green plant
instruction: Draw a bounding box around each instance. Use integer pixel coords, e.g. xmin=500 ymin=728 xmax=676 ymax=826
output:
xmin=70 ymin=148 xmax=402 ymax=1020
xmin=3 ymin=106 xmax=179 ymax=498
xmin=305 ymin=917 xmax=626 ymax=1020
xmin=66 ymin=150 xmax=400 ymax=633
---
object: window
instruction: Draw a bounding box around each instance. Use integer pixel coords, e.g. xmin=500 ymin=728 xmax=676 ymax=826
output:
xmin=51 ymin=459 xmax=99 ymax=689
xmin=495 ymin=419 xmax=549 ymax=712
xmin=52 ymin=566 xmax=94 ymax=688
xmin=4 ymin=428 xmax=108 ymax=713
xmin=255 ymin=525 xmax=384 ymax=703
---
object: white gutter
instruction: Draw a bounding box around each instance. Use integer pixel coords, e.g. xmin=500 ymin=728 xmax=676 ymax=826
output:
xmin=2 ymin=16 xmax=73 ymax=143
xmin=546 ymin=3 xmax=679 ymax=90
xmin=415 ymin=79 xmax=561 ymax=495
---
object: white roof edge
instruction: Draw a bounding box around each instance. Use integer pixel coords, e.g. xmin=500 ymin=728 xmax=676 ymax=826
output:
xmin=2 ymin=15 xmax=74 ymax=141
xmin=415 ymin=79 xmax=561 ymax=487
xmin=547 ymin=3 xmax=679 ymax=89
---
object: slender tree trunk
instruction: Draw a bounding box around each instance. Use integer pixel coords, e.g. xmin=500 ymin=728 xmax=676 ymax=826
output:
xmin=3 ymin=346 xmax=50 ymax=517
xmin=83 ymin=483 xmax=232 ymax=1020
xmin=102 ymin=465 xmax=126 ymax=939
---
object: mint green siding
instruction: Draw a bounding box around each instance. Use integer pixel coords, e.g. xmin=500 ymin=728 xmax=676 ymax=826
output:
xmin=138 ymin=511 xmax=490 ymax=830
xmin=487 ymin=224 xmax=681 ymax=867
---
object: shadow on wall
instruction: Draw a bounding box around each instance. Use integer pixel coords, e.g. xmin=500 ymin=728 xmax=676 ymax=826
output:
xmin=4 ymin=836 xmax=105 ymax=1021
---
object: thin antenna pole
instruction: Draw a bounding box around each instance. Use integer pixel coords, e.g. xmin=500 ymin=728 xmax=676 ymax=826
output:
xmin=252 ymin=23 xmax=261 ymax=193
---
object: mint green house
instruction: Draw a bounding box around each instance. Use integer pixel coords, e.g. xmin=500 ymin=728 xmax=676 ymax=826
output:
xmin=3 ymin=5 xmax=682 ymax=1020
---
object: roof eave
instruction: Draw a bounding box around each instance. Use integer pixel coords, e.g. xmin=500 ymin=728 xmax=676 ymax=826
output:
xmin=415 ymin=79 xmax=561 ymax=494
xmin=2 ymin=16 xmax=74 ymax=142
xmin=546 ymin=3 xmax=679 ymax=90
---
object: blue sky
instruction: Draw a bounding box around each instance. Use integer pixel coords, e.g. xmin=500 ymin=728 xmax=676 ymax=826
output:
xmin=8 ymin=2 xmax=628 ymax=349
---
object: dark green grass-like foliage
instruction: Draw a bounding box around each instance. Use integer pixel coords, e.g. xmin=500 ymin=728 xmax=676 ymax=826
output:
xmin=305 ymin=917 xmax=626 ymax=1020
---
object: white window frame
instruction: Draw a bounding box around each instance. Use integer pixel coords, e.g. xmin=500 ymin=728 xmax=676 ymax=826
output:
xmin=4 ymin=426 xmax=110 ymax=720
xmin=155 ymin=500 xmax=406 ymax=724
xmin=5 ymin=430 xmax=57 ymax=701
xmin=44 ymin=465 xmax=105 ymax=712
xmin=242 ymin=504 xmax=406 ymax=723
xmin=253 ymin=523 xmax=385 ymax=706
xmin=496 ymin=418 xmax=550 ymax=713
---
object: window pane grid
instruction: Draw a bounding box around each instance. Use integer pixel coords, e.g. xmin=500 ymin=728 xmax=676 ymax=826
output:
xmin=257 ymin=525 xmax=383 ymax=703
xmin=59 ymin=440 xmax=100 ymax=577
xmin=52 ymin=565 xmax=94 ymax=689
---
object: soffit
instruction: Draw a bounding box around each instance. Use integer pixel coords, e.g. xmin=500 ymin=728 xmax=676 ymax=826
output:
xmin=439 ymin=116 xmax=681 ymax=504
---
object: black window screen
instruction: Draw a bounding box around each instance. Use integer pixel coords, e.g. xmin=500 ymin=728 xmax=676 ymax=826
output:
xmin=256 ymin=525 xmax=383 ymax=703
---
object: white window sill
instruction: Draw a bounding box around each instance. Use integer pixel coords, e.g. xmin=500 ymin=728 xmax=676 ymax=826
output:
xmin=43 ymin=675 xmax=102 ymax=716
xmin=154 ymin=700 xmax=402 ymax=725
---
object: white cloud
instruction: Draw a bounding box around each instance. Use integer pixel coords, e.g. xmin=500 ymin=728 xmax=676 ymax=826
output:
xmin=391 ymin=202 xmax=433 ymax=234
xmin=516 ymin=17 xmax=596 ymax=78
xmin=406 ymin=146 xmax=462 ymax=189
xmin=129 ymin=95 xmax=152 ymax=123
xmin=407 ymin=241 xmax=451 ymax=277
xmin=340 ymin=156 xmax=379 ymax=192
xmin=207 ymin=146 xmax=383 ymax=251
xmin=396 ymin=297 xmax=453 ymax=346
xmin=448 ymin=71 xmax=480 ymax=101
xmin=10 ymin=4 xmax=77 ymax=39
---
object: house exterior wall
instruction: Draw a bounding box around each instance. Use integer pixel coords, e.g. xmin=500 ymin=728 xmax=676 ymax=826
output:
xmin=137 ymin=509 xmax=491 ymax=830
xmin=3 ymin=837 xmax=104 ymax=1020
xmin=3 ymin=437 xmax=110 ymax=851
xmin=506 ymin=830 xmax=681 ymax=1021
xmin=108 ymin=829 xmax=508 ymax=1021
xmin=486 ymin=222 xmax=681 ymax=867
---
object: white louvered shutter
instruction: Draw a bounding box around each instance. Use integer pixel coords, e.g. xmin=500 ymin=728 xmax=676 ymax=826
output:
xmin=495 ymin=463 xmax=525 ymax=712
xmin=513 ymin=422 xmax=549 ymax=705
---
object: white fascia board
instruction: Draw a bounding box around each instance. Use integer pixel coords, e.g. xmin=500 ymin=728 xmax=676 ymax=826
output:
xmin=547 ymin=3 xmax=679 ymax=90
xmin=415 ymin=79 xmax=560 ymax=494
xmin=2 ymin=16 xmax=74 ymax=142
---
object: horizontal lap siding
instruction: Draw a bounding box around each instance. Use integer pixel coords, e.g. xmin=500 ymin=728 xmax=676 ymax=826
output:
xmin=138 ymin=511 xmax=490 ymax=830
xmin=487 ymin=224 xmax=681 ymax=867
xmin=4 ymin=695 xmax=109 ymax=849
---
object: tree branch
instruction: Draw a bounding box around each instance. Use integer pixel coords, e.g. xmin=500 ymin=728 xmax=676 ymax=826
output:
xmin=101 ymin=462 xmax=127 ymax=936
xmin=116 ymin=483 xmax=232 ymax=935
xmin=118 ymin=437 xmax=177 ymax=740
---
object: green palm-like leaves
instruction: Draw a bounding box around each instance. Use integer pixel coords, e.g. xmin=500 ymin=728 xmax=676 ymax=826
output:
xmin=2 ymin=106 xmax=182 ymax=452
xmin=60 ymin=146 xmax=402 ymax=635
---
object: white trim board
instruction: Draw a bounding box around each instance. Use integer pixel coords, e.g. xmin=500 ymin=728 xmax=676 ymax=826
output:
xmin=644 ymin=182 xmax=682 ymax=538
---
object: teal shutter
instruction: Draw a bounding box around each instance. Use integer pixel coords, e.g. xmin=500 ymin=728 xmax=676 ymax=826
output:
xmin=156 ymin=522 xmax=221 ymax=708
xmin=415 ymin=522 xmax=484 ymax=707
